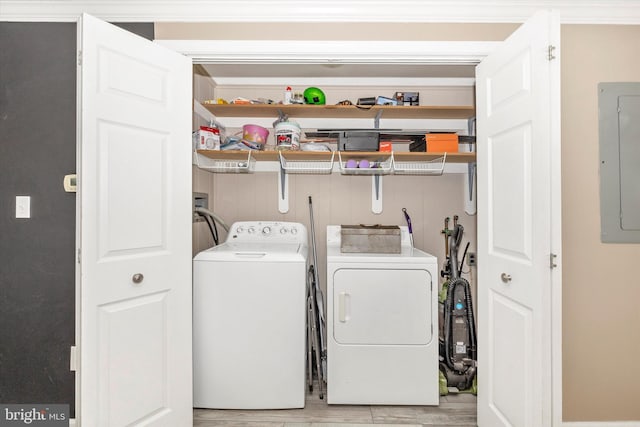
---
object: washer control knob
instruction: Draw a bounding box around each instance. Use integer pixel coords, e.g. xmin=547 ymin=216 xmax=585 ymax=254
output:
xmin=248 ymin=227 xmax=255 ymax=234
xmin=236 ymin=226 xmax=244 ymax=234
xmin=262 ymin=226 xmax=271 ymax=235
xmin=290 ymin=227 xmax=298 ymax=235
xmin=280 ymin=227 xmax=288 ymax=234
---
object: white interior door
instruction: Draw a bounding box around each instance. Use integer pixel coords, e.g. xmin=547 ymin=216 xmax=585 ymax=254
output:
xmin=476 ymin=10 xmax=560 ymax=427
xmin=77 ymin=14 xmax=192 ymax=426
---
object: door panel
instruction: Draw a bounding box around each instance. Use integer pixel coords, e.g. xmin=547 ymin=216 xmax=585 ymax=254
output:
xmin=99 ymin=122 xmax=167 ymax=255
xmin=332 ymin=268 xmax=432 ymax=345
xmin=490 ymin=123 xmax=532 ymax=259
xmin=489 ymin=291 xmax=533 ymax=427
xmin=476 ymin=10 xmax=559 ymax=427
xmin=78 ymin=13 xmax=192 ymax=426
xmin=487 ymin=49 xmax=531 ymax=113
xmin=98 ymin=293 xmax=169 ymax=426
xmin=98 ymin=48 xmax=169 ymax=103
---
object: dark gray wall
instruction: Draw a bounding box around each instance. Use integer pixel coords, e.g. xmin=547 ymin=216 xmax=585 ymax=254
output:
xmin=0 ymin=21 xmax=153 ymax=416
xmin=0 ymin=22 xmax=77 ymax=410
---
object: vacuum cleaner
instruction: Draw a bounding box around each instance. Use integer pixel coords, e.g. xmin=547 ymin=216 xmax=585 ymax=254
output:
xmin=439 ymin=215 xmax=477 ymax=395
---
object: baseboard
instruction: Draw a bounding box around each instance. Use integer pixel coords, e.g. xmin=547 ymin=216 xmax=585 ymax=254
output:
xmin=564 ymin=421 xmax=640 ymax=427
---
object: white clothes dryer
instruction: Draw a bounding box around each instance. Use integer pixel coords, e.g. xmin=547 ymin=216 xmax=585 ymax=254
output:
xmin=326 ymin=225 xmax=439 ymax=405
xmin=193 ymin=221 xmax=308 ymax=409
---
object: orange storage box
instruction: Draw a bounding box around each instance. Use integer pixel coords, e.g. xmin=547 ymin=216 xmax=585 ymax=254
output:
xmin=426 ymin=133 xmax=459 ymax=153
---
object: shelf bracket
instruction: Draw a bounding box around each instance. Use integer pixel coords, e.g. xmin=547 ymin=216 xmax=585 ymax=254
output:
xmin=278 ymin=160 xmax=289 ymax=213
xmin=374 ymin=110 xmax=383 ymax=129
xmin=372 ymin=175 xmax=383 ymax=214
xmin=274 ymin=108 xmax=289 ymax=127
xmin=467 ymin=116 xmax=476 ymax=136
xmin=464 ymin=116 xmax=477 ymax=215
xmin=464 ymin=162 xmax=477 ymax=215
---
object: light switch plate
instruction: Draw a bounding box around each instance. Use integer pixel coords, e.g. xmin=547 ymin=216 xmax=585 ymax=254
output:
xmin=16 ymin=195 xmax=31 ymax=218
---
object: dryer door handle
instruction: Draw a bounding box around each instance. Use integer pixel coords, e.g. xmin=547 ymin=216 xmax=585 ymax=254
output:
xmin=338 ymin=292 xmax=350 ymax=322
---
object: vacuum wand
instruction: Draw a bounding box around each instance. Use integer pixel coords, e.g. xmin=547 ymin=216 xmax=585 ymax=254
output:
xmin=402 ymin=208 xmax=413 ymax=248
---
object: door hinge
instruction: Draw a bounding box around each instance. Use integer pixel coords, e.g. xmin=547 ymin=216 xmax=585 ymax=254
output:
xmin=77 ymin=248 xmax=81 ymax=264
xmin=548 ymin=45 xmax=556 ymax=61
xmin=70 ymin=346 xmax=77 ymax=372
xmin=77 ymin=50 xmax=82 ymax=66
xmin=550 ymin=253 xmax=558 ymax=269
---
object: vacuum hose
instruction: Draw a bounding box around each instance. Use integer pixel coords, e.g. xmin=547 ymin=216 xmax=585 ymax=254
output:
xmin=465 ymin=280 xmax=477 ymax=361
xmin=443 ymin=279 xmax=456 ymax=372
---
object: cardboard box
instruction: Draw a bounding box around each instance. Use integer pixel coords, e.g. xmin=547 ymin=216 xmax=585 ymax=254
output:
xmin=379 ymin=141 xmax=393 ymax=152
xmin=426 ymin=133 xmax=458 ymax=153
xmin=193 ymin=126 xmax=221 ymax=150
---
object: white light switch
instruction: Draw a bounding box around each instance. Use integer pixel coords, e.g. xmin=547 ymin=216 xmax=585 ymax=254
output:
xmin=16 ymin=196 xmax=31 ymax=219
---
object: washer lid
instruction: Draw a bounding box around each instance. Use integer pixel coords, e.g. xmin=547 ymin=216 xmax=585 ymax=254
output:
xmin=194 ymin=242 xmax=308 ymax=262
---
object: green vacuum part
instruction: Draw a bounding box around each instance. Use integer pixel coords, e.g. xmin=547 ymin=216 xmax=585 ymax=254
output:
xmin=439 ymin=369 xmax=477 ymax=396
xmin=439 ymin=370 xmax=449 ymax=396
xmin=439 ymin=281 xmax=449 ymax=303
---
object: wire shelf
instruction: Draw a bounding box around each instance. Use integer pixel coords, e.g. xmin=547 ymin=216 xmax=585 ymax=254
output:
xmin=338 ymin=152 xmax=393 ymax=176
xmin=393 ymin=153 xmax=447 ymax=175
xmin=279 ymin=151 xmax=335 ymax=174
xmin=194 ymin=150 xmax=256 ymax=173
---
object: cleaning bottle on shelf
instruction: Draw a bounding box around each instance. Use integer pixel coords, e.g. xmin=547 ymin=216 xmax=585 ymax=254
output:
xmin=284 ymin=86 xmax=292 ymax=105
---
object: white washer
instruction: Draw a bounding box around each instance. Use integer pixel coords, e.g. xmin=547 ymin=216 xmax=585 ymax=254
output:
xmin=326 ymin=225 xmax=439 ymax=405
xmin=193 ymin=221 xmax=308 ymax=409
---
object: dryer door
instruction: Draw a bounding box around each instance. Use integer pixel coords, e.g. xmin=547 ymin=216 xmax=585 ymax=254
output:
xmin=333 ymin=268 xmax=432 ymax=345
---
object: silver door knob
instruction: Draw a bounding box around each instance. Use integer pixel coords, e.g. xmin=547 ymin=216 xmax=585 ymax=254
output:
xmin=132 ymin=273 xmax=144 ymax=284
xmin=501 ymin=273 xmax=512 ymax=283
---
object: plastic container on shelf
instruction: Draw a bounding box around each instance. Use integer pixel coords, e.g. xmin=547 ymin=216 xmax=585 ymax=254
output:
xmin=239 ymin=124 xmax=269 ymax=150
xmin=275 ymin=121 xmax=302 ymax=150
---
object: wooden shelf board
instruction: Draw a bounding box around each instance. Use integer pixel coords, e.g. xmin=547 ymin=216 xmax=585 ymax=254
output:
xmin=202 ymin=103 xmax=475 ymax=119
xmin=393 ymin=152 xmax=475 ymax=163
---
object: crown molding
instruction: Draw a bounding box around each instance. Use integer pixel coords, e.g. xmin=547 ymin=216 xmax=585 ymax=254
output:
xmin=2 ymin=1 xmax=640 ymax=24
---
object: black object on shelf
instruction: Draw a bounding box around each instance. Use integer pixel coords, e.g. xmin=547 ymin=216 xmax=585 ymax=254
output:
xmin=339 ymin=131 xmax=380 ymax=151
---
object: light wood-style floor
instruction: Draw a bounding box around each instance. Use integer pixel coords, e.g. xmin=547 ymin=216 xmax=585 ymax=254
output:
xmin=193 ymin=385 xmax=477 ymax=427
